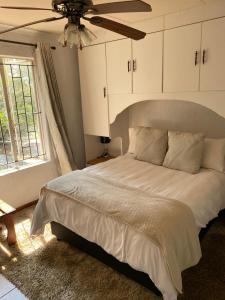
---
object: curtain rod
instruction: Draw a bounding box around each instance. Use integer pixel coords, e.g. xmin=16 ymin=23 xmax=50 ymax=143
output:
xmin=0 ymin=39 xmax=37 ymax=48
xmin=0 ymin=39 xmax=56 ymax=50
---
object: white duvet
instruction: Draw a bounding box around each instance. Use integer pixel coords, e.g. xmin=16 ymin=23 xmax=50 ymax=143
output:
xmin=31 ymin=154 xmax=225 ymax=300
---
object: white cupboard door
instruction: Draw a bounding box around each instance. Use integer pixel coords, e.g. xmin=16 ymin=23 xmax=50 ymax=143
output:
xmin=164 ymin=23 xmax=202 ymax=92
xmin=78 ymin=44 xmax=109 ymax=137
xmin=106 ymin=39 xmax=132 ymax=94
xmin=200 ymin=17 xmax=225 ymax=91
xmin=132 ymin=32 xmax=163 ymax=94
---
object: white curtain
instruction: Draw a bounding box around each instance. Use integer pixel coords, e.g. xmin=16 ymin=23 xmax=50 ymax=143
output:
xmin=35 ymin=43 xmax=75 ymax=175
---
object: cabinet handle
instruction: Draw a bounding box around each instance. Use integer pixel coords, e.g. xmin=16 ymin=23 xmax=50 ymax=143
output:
xmin=103 ymin=87 xmax=107 ymax=98
xmin=202 ymin=49 xmax=206 ymax=64
xmin=133 ymin=59 xmax=137 ymax=72
xmin=128 ymin=60 xmax=131 ymax=72
xmin=194 ymin=51 xmax=198 ymax=66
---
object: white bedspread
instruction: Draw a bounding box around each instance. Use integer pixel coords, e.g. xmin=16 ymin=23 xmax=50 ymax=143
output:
xmin=31 ymin=155 xmax=225 ymax=300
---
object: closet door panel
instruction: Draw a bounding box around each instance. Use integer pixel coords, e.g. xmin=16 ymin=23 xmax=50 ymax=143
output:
xmin=200 ymin=17 xmax=225 ymax=91
xmin=106 ymin=39 xmax=132 ymax=94
xmin=133 ymin=32 xmax=163 ymax=93
xmin=78 ymin=44 xmax=109 ymax=137
xmin=163 ymin=23 xmax=202 ymax=92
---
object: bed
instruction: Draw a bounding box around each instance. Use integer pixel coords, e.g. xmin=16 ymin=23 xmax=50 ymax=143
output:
xmin=31 ymin=154 xmax=225 ymax=300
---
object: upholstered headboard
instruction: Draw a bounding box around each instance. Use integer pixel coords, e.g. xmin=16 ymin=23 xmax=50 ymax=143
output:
xmin=110 ymin=100 xmax=225 ymax=154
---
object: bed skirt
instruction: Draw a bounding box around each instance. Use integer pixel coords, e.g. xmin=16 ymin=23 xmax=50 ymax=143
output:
xmin=51 ymin=221 xmax=162 ymax=296
xmin=50 ymin=210 xmax=225 ymax=297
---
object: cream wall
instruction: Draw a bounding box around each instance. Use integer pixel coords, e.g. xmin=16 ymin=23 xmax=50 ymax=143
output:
xmin=0 ymin=25 xmax=85 ymax=208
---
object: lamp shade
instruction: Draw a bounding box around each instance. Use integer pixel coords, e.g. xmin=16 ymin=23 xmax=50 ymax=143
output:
xmin=58 ymin=23 xmax=97 ymax=49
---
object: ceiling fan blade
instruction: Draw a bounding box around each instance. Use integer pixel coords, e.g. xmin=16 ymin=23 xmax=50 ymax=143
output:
xmin=1 ymin=6 xmax=52 ymax=11
xmin=89 ymin=16 xmax=146 ymax=40
xmin=90 ymin=0 xmax=151 ymax=15
xmin=0 ymin=17 xmax=64 ymax=35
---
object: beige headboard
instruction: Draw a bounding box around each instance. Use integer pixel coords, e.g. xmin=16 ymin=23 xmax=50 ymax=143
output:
xmin=110 ymin=100 xmax=225 ymax=154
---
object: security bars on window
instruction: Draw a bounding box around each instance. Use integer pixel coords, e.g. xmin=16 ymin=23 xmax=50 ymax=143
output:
xmin=0 ymin=58 xmax=45 ymax=171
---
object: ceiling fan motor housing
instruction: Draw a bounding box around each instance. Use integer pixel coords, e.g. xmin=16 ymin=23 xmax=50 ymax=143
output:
xmin=52 ymin=0 xmax=93 ymax=17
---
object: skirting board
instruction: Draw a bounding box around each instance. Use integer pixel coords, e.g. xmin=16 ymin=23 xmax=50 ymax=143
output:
xmin=14 ymin=200 xmax=38 ymax=213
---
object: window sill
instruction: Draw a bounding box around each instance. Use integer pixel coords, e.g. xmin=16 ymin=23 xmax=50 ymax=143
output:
xmin=0 ymin=159 xmax=51 ymax=177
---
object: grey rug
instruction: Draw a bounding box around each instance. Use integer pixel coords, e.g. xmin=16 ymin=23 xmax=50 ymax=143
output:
xmin=0 ymin=213 xmax=225 ymax=300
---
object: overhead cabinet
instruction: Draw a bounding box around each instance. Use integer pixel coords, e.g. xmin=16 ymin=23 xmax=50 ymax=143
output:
xmin=79 ymin=33 xmax=163 ymax=137
xmin=163 ymin=23 xmax=202 ymax=92
xmin=132 ymin=32 xmax=163 ymax=94
xmin=164 ymin=17 xmax=225 ymax=92
xmin=78 ymin=16 xmax=225 ymax=137
xmin=106 ymin=32 xmax=163 ymax=95
xmin=106 ymin=39 xmax=132 ymax=95
xmin=78 ymin=44 xmax=109 ymax=137
xmin=200 ymin=17 xmax=225 ymax=91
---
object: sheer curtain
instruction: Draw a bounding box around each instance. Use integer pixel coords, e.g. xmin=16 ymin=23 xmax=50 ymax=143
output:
xmin=35 ymin=42 xmax=76 ymax=174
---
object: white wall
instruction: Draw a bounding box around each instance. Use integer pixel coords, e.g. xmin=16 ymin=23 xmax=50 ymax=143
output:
xmin=0 ymin=25 xmax=85 ymax=208
xmin=0 ymin=162 xmax=58 ymax=208
xmin=84 ymin=135 xmax=104 ymax=162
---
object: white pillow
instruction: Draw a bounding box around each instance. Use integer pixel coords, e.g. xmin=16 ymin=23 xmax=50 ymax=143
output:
xmin=163 ymin=131 xmax=204 ymax=174
xmin=202 ymin=138 xmax=225 ymax=172
xmin=128 ymin=127 xmax=143 ymax=153
xmin=135 ymin=127 xmax=168 ymax=165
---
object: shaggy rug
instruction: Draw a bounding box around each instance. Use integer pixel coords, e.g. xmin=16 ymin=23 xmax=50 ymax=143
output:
xmin=0 ymin=212 xmax=225 ymax=300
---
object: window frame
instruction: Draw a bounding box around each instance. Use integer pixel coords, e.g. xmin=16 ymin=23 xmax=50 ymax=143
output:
xmin=0 ymin=55 xmax=47 ymax=171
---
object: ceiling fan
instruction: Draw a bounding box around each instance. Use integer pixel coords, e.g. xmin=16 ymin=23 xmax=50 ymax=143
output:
xmin=0 ymin=0 xmax=152 ymax=49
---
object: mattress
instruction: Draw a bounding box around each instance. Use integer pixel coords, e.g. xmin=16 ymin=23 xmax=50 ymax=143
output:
xmin=87 ymin=154 xmax=225 ymax=229
xmin=31 ymin=154 xmax=225 ymax=300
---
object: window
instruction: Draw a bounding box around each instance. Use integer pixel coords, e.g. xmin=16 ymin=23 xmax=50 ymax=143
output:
xmin=0 ymin=57 xmax=45 ymax=172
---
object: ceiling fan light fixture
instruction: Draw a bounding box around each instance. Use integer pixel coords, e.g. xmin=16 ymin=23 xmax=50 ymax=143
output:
xmin=80 ymin=26 xmax=97 ymax=47
xmin=58 ymin=23 xmax=97 ymax=49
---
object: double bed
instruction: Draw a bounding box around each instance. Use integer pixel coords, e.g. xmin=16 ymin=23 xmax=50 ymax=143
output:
xmin=31 ymin=154 xmax=225 ymax=300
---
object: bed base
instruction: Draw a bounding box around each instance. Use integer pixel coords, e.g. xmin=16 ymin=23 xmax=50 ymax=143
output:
xmin=51 ymin=222 xmax=162 ymax=296
xmin=51 ymin=210 xmax=225 ymax=297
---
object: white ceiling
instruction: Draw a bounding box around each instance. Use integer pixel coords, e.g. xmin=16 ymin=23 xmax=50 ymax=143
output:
xmin=0 ymin=0 xmax=209 ymax=34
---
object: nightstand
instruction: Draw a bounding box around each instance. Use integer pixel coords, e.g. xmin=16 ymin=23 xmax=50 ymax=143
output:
xmin=87 ymin=156 xmax=115 ymax=166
